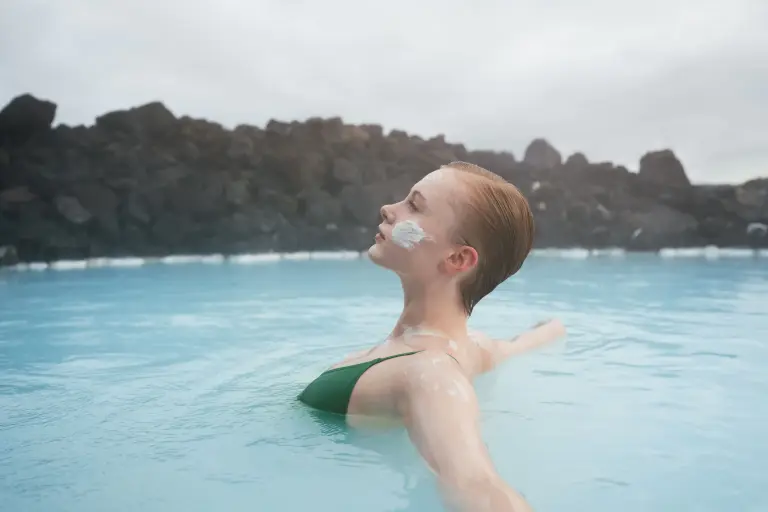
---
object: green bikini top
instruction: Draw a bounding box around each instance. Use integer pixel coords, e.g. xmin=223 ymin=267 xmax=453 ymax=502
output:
xmin=298 ymin=350 xmax=458 ymax=415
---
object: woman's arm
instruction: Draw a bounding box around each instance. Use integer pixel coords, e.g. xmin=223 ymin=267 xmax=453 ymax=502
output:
xmin=474 ymin=319 xmax=566 ymax=372
xmin=397 ymin=352 xmax=534 ymax=512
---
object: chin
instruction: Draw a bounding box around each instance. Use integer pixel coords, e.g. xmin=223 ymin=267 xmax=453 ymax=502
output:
xmin=367 ymin=243 xmax=403 ymax=272
xmin=367 ymin=244 xmax=387 ymax=267
xmin=369 ymin=246 xmax=419 ymax=279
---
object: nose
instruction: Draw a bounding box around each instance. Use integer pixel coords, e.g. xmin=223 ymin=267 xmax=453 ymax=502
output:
xmin=380 ymin=203 xmax=394 ymax=224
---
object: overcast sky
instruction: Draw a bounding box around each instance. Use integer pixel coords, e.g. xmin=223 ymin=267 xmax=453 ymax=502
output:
xmin=1 ymin=0 xmax=766 ymax=183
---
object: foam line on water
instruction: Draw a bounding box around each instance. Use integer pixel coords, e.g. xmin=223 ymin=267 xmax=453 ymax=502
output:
xmin=531 ymin=248 xmax=590 ymax=259
xmin=87 ymin=257 xmax=146 ymax=268
xmin=309 ymin=251 xmax=361 ymax=260
xmin=4 ymin=246 xmax=767 ymax=271
xmin=715 ymin=248 xmax=757 ymax=258
xmin=228 ymin=253 xmax=281 ymax=264
xmin=85 ymin=258 xmax=111 ymax=268
xmin=160 ymin=254 xmax=225 ymax=265
xmin=282 ymin=252 xmax=311 ymax=261
xmin=49 ymin=260 xmax=88 ymax=270
xmin=659 ymin=248 xmax=701 ymax=258
xmin=161 ymin=255 xmax=202 ymax=264
xmin=201 ymin=254 xmax=225 ymax=264
xmin=659 ymin=246 xmax=758 ymax=259
xmin=589 ymin=248 xmax=626 ymax=257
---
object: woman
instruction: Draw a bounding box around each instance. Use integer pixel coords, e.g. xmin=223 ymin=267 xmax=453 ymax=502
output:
xmin=298 ymin=161 xmax=566 ymax=511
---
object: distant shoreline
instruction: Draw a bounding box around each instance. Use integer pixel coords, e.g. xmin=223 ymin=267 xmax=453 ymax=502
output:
xmin=3 ymin=246 xmax=767 ymax=272
xmin=1 ymin=93 xmax=766 ymax=264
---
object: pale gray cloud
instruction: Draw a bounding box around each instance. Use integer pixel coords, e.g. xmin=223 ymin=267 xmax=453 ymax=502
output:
xmin=1 ymin=0 xmax=766 ymax=183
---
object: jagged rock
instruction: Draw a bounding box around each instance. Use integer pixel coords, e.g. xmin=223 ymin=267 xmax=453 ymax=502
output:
xmin=340 ymin=183 xmax=388 ymax=225
xmin=71 ymin=182 xmax=119 ymax=218
xmin=565 ymin=152 xmax=589 ymax=170
xmin=638 ymin=149 xmax=691 ymax=187
xmin=747 ymin=222 xmax=768 ymax=240
xmin=624 ymin=205 xmax=700 ymax=249
xmin=214 ymin=208 xmax=286 ymax=241
xmin=225 ymin=179 xmax=251 ymax=206
xmin=332 ymin=158 xmax=361 ymax=186
xmin=523 ymin=139 xmax=562 ymax=170
xmin=150 ymin=212 xmax=196 ymax=248
xmin=95 ymin=101 xmax=177 ymax=139
xmin=341 ymin=125 xmax=370 ymax=143
xmin=0 ymin=92 xmax=765 ymax=261
xmin=124 ymin=193 xmax=151 ymax=224
xmin=0 ymin=245 xmax=18 ymax=266
xmin=0 ymin=186 xmax=36 ymax=207
xmin=468 ymin=150 xmax=516 ymax=176
xmin=227 ymin=131 xmax=257 ymax=162
xmin=303 ymin=189 xmax=343 ymax=227
xmin=0 ymin=94 xmax=57 ymax=145
xmin=735 ymin=179 xmax=768 ymax=221
xmin=168 ymin=173 xmax=229 ymax=216
xmin=293 ymin=151 xmax=329 ymax=193
xmin=55 ymin=196 xmax=92 ymax=224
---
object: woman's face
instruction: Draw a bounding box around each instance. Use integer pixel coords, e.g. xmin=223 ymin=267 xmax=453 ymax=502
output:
xmin=368 ymin=168 xmax=473 ymax=279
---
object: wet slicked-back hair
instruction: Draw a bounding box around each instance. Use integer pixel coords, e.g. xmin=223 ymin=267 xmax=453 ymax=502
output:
xmin=441 ymin=161 xmax=535 ymax=315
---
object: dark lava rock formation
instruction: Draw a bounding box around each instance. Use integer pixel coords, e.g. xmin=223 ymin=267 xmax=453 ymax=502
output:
xmin=0 ymin=93 xmax=766 ymax=263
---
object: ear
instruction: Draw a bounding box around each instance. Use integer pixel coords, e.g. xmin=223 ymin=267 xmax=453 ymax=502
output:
xmin=444 ymin=245 xmax=478 ymax=275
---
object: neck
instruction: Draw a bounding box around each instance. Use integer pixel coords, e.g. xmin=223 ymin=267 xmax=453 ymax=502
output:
xmin=390 ymin=277 xmax=468 ymax=341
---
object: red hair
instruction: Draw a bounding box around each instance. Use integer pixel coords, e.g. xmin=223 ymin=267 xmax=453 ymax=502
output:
xmin=442 ymin=161 xmax=535 ymax=315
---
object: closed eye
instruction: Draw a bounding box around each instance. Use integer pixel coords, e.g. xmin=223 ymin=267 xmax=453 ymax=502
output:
xmin=408 ymin=189 xmax=427 ymax=212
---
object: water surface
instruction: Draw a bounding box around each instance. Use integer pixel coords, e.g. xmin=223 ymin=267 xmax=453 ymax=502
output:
xmin=1 ymin=255 xmax=767 ymax=511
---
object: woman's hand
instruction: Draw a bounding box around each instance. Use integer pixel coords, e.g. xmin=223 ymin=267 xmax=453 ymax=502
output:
xmin=529 ymin=318 xmax=566 ymax=338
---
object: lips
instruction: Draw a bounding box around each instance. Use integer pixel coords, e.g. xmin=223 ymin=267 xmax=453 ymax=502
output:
xmin=374 ymin=226 xmax=387 ymax=243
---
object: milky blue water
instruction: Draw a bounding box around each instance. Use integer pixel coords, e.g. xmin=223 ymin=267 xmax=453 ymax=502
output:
xmin=1 ymin=255 xmax=767 ymax=512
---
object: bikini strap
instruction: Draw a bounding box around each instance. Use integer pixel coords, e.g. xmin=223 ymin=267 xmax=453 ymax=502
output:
xmin=445 ymin=353 xmax=460 ymax=366
xmin=401 ymin=328 xmax=462 ymax=367
xmin=377 ymin=350 xmax=461 ymax=367
xmin=375 ymin=351 xmax=423 ymax=363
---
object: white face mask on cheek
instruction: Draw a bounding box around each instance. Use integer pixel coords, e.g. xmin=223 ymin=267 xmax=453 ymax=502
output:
xmin=391 ymin=220 xmax=431 ymax=250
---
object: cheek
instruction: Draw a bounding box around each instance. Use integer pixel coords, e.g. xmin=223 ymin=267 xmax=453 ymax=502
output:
xmin=391 ymin=220 xmax=431 ymax=250
xmin=421 ymin=224 xmax=455 ymax=255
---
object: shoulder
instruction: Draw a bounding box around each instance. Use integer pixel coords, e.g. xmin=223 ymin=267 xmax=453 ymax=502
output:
xmin=397 ymin=348 xmax=466 ymax=379
xmin=395 ymin=349 xmax=478 ymax=410
xmin=466 ymin=330 xmax=497 ymax=373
